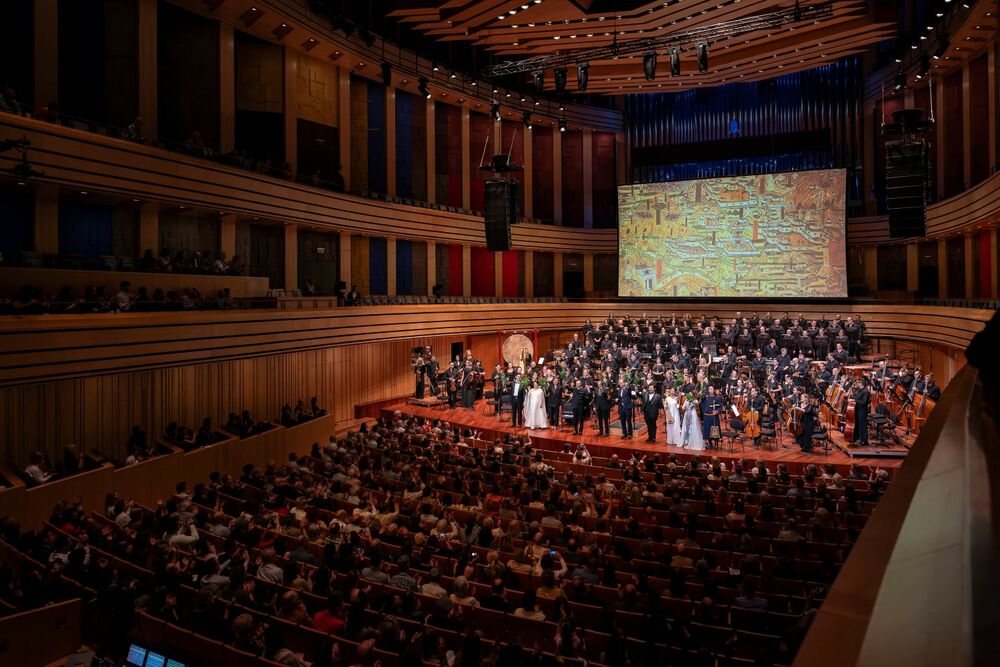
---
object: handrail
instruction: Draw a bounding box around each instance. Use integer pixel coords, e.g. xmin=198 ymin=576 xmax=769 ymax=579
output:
xmin=794 ymin=363 xmax=998 ymax=665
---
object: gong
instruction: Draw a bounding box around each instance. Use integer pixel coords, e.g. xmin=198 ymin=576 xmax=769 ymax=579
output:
xmin=501 ymin=333 xmax=534 ymax=366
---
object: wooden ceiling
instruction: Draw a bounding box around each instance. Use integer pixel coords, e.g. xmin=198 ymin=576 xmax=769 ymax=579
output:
xmin=387 ymin=0 xmax=898 ymax=93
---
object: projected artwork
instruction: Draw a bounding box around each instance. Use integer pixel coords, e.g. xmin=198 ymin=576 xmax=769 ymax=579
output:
xmin=618 ymin=169 xmax=847 ymax=298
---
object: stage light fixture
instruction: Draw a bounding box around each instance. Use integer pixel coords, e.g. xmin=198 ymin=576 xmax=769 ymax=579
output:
xmin=933 ymin=34 xmax=949 ymax=59
xmin=449 ymin=69 xmax=457 ymax=79
xmin=642 ymin=52 xmax=658 ymax=80
xmin=576 ymin=62 xmax=589 ymax=91
xmin=417 ymin=77 xmax=431 ymax=99
xmin=491 ymin=101 xmax=502 ymax=121
xmin=558 ymin=117 xmax=567 ymax=132
xmin=554 ymin=67 xmax=568 ymax=94
xmin=670 ymin=48 xmax=681 ymax=76
xmin=381 ymin=62 xmax=392 ymax=86
xmin=697 ymin=44 xmax=709 ymax=72
xmin=532 ymin=70 xmax=545 ymax=93
xmin=522 ymin=111 xmax=533 ymax=129
xmin=893 ymin=71 xmax=905 ymax=92
xmin=533 ymin=96 xmax=540 ymax=106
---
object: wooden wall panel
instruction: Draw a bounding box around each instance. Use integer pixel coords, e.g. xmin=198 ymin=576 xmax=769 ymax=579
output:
xmin=0 ymin=348 xmax=338 ymax=466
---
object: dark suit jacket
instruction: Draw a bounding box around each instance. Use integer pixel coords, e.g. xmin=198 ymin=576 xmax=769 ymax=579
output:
xmin=618 ymin=388 xmax=633 ymax=411
xmin=642 ymin=393 xmax=664 ymax=420
xmin=567 ymin=387 xmax=586 ymax=410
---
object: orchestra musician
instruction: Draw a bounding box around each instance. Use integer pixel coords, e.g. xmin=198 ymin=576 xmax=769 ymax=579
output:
xmin=851 ymin=378 xmax=872 ymax=446
xmin=460 ymin=360 xmax=477 ymax=409
xmin=618 ymin=378 xmax=634 ymax=439
xmin=795 ymin=393 xmax=818 ymax=452
xmin=546 ymin=377 xmax=563 ymax=427
xmin=445 ymin=362 xmax=460 ymax=408
xmin=427 ymin=354 xmax=440 ymax=396
xmin=413 ymin=355 xmax=426 ymax=399
xmin=566 ymin=379 xmax=588 ymax=435
xmin=595 ymin=380 xmax=612 ymax=437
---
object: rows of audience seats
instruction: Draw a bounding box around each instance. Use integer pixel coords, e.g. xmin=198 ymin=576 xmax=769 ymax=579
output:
xmin=0 ymin=410 xmax=890 ymax=666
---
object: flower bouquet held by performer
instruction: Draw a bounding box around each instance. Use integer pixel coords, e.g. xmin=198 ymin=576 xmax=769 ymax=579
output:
xmin=681 ymin=392 xmax=705 ymax=451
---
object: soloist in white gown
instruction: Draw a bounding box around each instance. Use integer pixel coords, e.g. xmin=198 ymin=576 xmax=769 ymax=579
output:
xmin=681 ymin=403 xmax=705 ymax=450
xmin=665 ymin=396 xmax=683 ymax=445
xmin=523 ymin=387 xmax=549 ymax=429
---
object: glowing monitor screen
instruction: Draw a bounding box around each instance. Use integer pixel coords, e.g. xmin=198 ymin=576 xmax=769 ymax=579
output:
xmin=617 ymin=169 xmax=847 ymax=298
xmin=126 ymin=646 xmax=147 ymax=667
xmin=144 ymin=653 xmax=165 ymax=667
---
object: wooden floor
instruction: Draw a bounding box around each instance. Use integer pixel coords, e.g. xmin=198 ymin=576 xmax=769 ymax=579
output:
xmin=386 ymin=399 xmax=908 ymax=469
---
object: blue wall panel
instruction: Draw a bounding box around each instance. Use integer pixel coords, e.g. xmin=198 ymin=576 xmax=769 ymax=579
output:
xmin=367 ymin=81 xmax=387 ymax=195
xmin=58 ymin=200 xmax=113 ymax=260
xmin=368 ymin=236 xmax=387 ymax=295
xmin=396 ymin=91 xmax=414 ymax=199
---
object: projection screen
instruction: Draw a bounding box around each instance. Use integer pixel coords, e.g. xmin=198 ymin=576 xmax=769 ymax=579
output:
xmin=618 ymin=169 xmax=847 ymax=298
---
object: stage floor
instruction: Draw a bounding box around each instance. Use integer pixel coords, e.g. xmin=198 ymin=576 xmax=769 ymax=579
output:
xmin=386 ymin=400 xmax=909 ymax=469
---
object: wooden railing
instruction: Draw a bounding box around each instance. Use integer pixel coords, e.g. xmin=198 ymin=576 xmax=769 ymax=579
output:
xmin=0 ymin=598 xmax=82 ymax=667
xmin=795 ymin=364 xmax=1000 ymax=665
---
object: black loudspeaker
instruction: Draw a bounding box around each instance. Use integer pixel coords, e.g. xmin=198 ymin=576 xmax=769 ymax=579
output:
xmin=484 ymin=179 xmax=517 ymax=251
xmin=885 ymin=140 xmax=928 ymax=238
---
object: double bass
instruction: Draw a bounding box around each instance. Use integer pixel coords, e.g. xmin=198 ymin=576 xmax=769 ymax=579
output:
xmin=842 ymin=382 xmax=859 ymax=442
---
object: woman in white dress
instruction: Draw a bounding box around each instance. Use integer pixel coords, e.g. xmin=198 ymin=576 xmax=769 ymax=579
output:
xmin=523 ymin=380 xmax=549 ymax=430
xmin=681 ymin=393 xmax=705 ymax=450
xmin=665 ymin=389 xmax=683 ymax=445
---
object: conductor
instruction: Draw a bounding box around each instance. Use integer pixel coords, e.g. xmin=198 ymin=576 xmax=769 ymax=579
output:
xmin=642 ymin=385 xmax=664 ymax=443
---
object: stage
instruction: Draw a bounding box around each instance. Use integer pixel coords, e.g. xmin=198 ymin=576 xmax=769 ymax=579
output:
xmin=385 ymin=399 xmax=910 ymax=470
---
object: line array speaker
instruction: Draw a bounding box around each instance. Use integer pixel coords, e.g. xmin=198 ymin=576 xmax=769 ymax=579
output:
xmin=885 ymin=140 xmax=928 ymax=238
xmin=484 ymin=179 xmax=520 ymax=251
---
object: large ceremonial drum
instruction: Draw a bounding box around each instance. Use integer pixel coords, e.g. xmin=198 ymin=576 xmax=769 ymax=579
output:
xmin=502 ymin=333 xmax=534 ymax=366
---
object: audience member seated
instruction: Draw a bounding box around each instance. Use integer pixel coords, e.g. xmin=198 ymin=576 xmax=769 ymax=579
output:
xmin=0 ymin=408 xmax=892 ymax=667
xmin=225 ymin=410 xmax=274 ymax=439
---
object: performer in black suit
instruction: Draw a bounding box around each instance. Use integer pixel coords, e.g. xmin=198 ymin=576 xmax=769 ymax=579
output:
xmin=510 ymin=373 xmax=526 ymax=428
xmin=460 ymin=361 xmax=476 ymax=409
xmin=852 ymin=378 xmax=871 ymax=446
xmin=595 ymin=382 xmax=612 ymax=436
xmin=617 ymin=379 xmax=634 ymax=439
xmin=795 ymin=393 xmax=818 ymax=452
xmin=566 ymin=379 xmax=587 ymax=435
xmin=546 ymin=378 xmax=563 ymax=427
xmin=642 ymin=385 xmax=664 ymax=443
xmin=427 ymin=355 xmax=440 ymax=396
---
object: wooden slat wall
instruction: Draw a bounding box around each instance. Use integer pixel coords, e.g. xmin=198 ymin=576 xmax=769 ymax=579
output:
xmin=0 ymin=303 xmax=991 ymax=467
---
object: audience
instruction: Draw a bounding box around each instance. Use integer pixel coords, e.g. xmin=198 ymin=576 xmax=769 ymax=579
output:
xmin=2 ymin=408 xmax=889 ymax=666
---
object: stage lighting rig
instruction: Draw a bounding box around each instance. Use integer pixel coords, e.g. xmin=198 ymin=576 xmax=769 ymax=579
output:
xmin=522 ymin=111 xmax=533 ymax=129
xmin=697 ymin=44 xmax=709 ymax=72
xmin=642 ymin=52 xmax=658 ymax=80
xmin=554 ymin=67 xmax=568 ymax=95
xmin=576 ymin=63 xmax=589 ymax=91
xmin=670 ymin=48 xmax=682 ymax=76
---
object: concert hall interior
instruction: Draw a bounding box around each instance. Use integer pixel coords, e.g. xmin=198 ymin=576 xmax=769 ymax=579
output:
xmin=1 ymin=1 xmax=999 ymax=666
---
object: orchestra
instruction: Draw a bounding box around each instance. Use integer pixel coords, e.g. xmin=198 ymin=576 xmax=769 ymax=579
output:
xmin=407 ymin=311 xmax=939 ymax=454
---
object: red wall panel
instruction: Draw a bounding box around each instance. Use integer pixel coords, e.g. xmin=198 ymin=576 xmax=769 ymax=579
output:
xmin=470 ymin=247 xmax=495 ymax=296
xmin=502 ymin=250 xmax=521 ymax=297
xmin=469 ymin=112 xmax=490 ymax=212
xmin=561 ymin=130 xmax=584 ymax=227
xmin=532 ymin=126 xmax=554 ymax=222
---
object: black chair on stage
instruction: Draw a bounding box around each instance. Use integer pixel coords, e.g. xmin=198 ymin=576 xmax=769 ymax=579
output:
xmin=810 ymin=429 xmax=831 ymax=455
xmin=482 ymin=390 xmax=499 ymax=416
xmin=868 ymin=412 xmax=892 ymax=446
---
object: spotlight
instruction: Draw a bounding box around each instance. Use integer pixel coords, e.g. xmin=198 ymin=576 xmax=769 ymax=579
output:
xmin=449 ymin=69 xmax=457 ymax=79
xmin=893 ymin=71 xmax=905 ymax=92
xmin=558 ymin=117 xmax=567 ymax=132
xmin=520 ymin=93 xmax=527 ymax=102
xmin=916 ymin=56 xmax=930 ymax=79
xmin=492 ymin=84 xmax=499 ymax=94
xmin=522 ymin=111 xmax=533 ymax=129
xmin=532 ymin=70 xmax=545 ymax=94
xmin=697 ymin=44 xmax=709 ymax=72
xmin=643 ymin=52 xmax=658 ymax=80
xmin=491 ymin=101 xmax=502 ymax=121
xmin=554 ymin=67 xmax=568 ymax=94
xmin=533 ymin=96 xmax=540 ymax=106
xmin=933 ymin=33 xmax=949 ymax=59
xmin=670 ymin=48 xmax=681 ymax=76
xmin=417 ymin=77 xmax=431 ymax=99
xmin=381 ymin=62 xmax=392 ymax=86
xmin=432 ymin=61 xmax=440 ymax=72
xmin=576 ymin=62 xmax=589 ymax=91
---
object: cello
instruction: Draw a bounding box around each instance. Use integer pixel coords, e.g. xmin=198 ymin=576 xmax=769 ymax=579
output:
xmin=742 ymin=403 xmax=761 ymax=439
xmin=786 ymin=404 xmax=805 ymax=436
